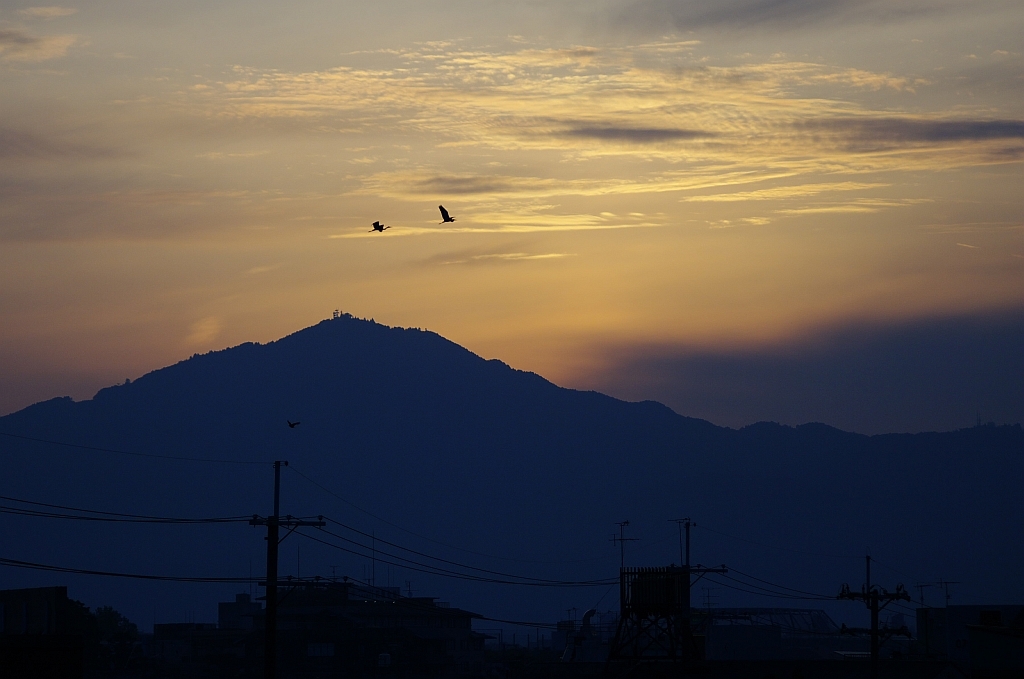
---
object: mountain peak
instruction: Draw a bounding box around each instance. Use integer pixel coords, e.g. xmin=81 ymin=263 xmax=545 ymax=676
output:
xmin=1 ymin=317 xmax=1022 ymax=628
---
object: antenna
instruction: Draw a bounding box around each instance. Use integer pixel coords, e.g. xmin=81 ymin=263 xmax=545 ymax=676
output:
xmin=914 ymin=583 xmax=935 ymax=606
xmin=610 ymin=520 xmax=639 ymax=569
xmin=702 ymin=586 xmax=719 ymax=612
xmin=936 ymin=579 xmax=960 ymax=604
xmin=669 ymin=518 xmax=694 ymax=567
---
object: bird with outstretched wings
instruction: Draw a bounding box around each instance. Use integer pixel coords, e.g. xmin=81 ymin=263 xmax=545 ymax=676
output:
xmin=287 ymin=420 xmax=301 ymax=428
xmin=369 ymin=221 xmax=390 ymax=233
xmin=438 ymin=205 xmax=455 ymax=223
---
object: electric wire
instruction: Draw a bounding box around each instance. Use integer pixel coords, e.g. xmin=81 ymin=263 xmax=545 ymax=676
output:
xmin=0 ymin=430 xmax=269 ymax=465
xmin=293 ymin=529 xmax=561 ymax=586
xmin=704 ymin=576 xmax=832 ymax=601
xmin=299 ymin=528 xmax=618 ymax=587
xmin=0 ymin=441 xmax=931 ymax=609
xmin=0 ymin=556 xmax=253 ymax=583
xmin=321 ymin=516 xmax=611 ymax=586
xmin=0 ymin=494 xmax=252 ymax=523
xmin=288 ymin=465 xmax=608 ymax=565
xmin=294 ymin=529 xmax=616 ymax=588
xmin=867 ymin=556 xmax=920 ymax=586
xmin=479 ymin=616 xmax=559 ymax=630
xmin=716 ymin=573 xmax=829 ymax=600
xmin=0 ymin=505 xmax=252 ymax=524
xmin=317 ymin=524 xmax=616 ymax=586
xmin=0 ymin=484 xmax=615 ymax=588
xmin=726 ymin=567 xmax=835 ymax=599
xmin=694 ymin=522 xmax=860 ymax=560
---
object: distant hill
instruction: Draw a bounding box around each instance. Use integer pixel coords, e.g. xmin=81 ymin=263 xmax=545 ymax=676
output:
xmin=1 ymin=315 xmax=1022 ymax=628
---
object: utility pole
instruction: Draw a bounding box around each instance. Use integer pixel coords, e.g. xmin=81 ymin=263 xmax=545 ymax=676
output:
xmin=250 ymin=461 xmax=324 ymax=679
xmin=837 ymin=554 xmax=911 ymax=679
xmin=669 ymin=518 xmax=725 ymax=612
xmin=610 ymin=520 xmax=639 ymax=569
xmin=669 ymin=518 xmax=695 ymax=567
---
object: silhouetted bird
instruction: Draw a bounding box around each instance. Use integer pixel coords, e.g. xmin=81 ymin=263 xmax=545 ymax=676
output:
xmin=287 ymin=420 xmax=300 ymax=428
xmin=369 ymin=221 xmax=390 ymax=233
xmin=438 ymin=205 xmax=455 ymax=223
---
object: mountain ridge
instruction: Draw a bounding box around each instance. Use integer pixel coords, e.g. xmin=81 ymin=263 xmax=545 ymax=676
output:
xmin=14 ymin=315 xmax=1017 ymax=440
xmin=0 ymin=315 xmax=1021 ymax=628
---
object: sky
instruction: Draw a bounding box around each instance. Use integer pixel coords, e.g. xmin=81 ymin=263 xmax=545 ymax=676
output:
xmin=1 ymin=0 xmax=1022 ymax=432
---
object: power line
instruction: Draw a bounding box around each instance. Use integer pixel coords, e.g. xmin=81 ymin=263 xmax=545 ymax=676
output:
xmin=726 ymin=567 xmax=834 ymax=599
xmin=0 ymin=506 xmax=254 ymax=524
xmin=867 ymin=557 xmax=921 ymax=585
xmin=0 ymin=431 xmax=269 ymax=465
xmin=479 ymin=616 xmax=559 ymax=630
xmin=294 ymin=529 xmax=616 ymax=588
xmin=704 ymin=576 xmax=831 ymax=601
xmin=288 ymin=465 xmax=608 ymax=565
xmin=715 ymin=574 xmax=832 ymax=601
xmin=301 ymin=528 xmax=617 ymax=586
xmin=0 ymin=493 xmax=252 ymax=523
xmin=694 ymin=523 xmax=860 ymax=560
xmin=294 ymin=529 xmax=543 ymax=586
xmin=0 ymin=555 xmax=253 ymax=583
xmin=322 ymin=516 xmax=608 ymax=586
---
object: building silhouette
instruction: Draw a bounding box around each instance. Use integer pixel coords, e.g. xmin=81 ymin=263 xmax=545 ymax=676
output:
xmin=147 ymin=579 xmax=487 ymax=677
xmin=0 ymin=587 xmax=85 ymax=678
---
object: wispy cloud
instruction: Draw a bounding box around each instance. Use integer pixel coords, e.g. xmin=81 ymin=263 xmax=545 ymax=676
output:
xmin=197 ymin=151 xmax=268 ymax=160
xmin=682 ymin=181 xmax=886 ymax=202
xmin=4 ymin=39 xmax=1022 ymax=246
xmin=0 ymin=127 xmax=114 ymax=159
xmin=439 ymin=252 xmax=574 ymax=265
xmin=355 ymin=168 xmax=831 ymax=202
xmin=801 ymin=117 xmax=1024 ymax=147
xmin=708 ymin=217 xmax=772 ymax=228
xmin=18 ymin=7 xmax=78 ymax=19
xmin=245 ymin=263 xmax=285 ymax=275
xmin=328 ymin=207 xmax=661 ymax=238
xmin=185 ymin=317 xmax=221 ymax=346
xmin=775 ymin=198 xmax=931 ymax=215
xmin=0 ymin=28 xmax=74 ymax=61
xmin=560 ymin=125 xmax=716 ymax=143
xmin=187 ymin=44 xmax=1021 ymax=181
xmin=615 ymin=0 xmax=951 ymax=33
xmin=329 ymin=221 xmax=657 ymax=238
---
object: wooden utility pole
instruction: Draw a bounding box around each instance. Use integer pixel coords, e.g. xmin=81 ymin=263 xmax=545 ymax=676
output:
xmin=250 ymin=461 xmax=324 ymax=679
xmin=837 ymin=555 xmax=912 ymax=679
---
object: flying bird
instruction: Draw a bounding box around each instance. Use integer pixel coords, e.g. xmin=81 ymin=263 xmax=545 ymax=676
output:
xmin=369 ymin=221 xmax=391 ymax=233
xmin=438 ymin=205 xmax=455 ymax=224
xmin=287 ymin=420 xmax=301 ymax=428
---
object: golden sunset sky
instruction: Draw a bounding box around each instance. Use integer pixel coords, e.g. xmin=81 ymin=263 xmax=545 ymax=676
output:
xmin=2 ymin=0 xmax=1022 ymax=430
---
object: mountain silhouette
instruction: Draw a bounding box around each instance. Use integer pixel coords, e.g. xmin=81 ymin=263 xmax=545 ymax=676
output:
xmin=1 ymin=315 xmax=1022 ymax=628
